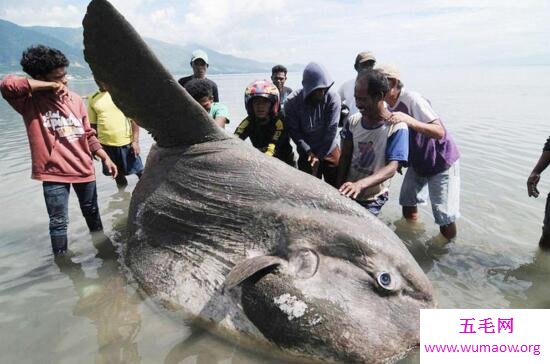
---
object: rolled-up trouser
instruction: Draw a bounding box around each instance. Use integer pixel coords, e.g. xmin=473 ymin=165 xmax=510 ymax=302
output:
xmin=43 ymin=181 xmax=103 ymax=253
xmin=357 ymin=192 xmax=390 ymax=217
xmin=399 ymin=160 xmax=460 ymax=226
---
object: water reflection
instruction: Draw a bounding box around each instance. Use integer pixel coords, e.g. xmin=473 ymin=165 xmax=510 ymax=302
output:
xmin=106 ymin=189 xmax=133 ymax=230
xmin=164 ymin=332 xmax=279 ymax=364
xmin=393 ymin=217 xmax=452 ymax=273
xmin=0 ymin=68 xmax=549 ymax=364
xmin=54 ymin=233 xmax=142 ymax=364
xmin=505 ymin=250 xmax=550 ymax=309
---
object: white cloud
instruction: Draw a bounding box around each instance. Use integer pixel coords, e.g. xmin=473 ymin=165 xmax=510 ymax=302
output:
xmin=0 ymin=0 xmax=548 ymax=73
xmin=1 ymin=2 xmax=83 ymax=27
xmin=150 ymin=8 xmax=175 ymax=23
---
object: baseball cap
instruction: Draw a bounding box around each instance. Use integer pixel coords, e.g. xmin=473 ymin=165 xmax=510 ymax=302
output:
xmin=190 ymin=49 xmax=209 ymax=64
xmin=375 ymin=64 xmax=401 ymax=80
xmin=354 ymin=51 xmax=376 ymax=70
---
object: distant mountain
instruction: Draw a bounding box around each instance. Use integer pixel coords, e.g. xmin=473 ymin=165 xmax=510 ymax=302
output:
xmin=28 ymin=25 xmax=85 ymax=49
xmin=142 ymin=39 xmax=278 ymax=75
xmin=0 ymin=19 xmax=89 ymax=76
xmin=0 ymin=19 xmax=302 ymax=77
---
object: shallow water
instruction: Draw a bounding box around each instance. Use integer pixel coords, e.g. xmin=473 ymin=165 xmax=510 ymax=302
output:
xmin=0 ymin=66 xmax=549 ymax=363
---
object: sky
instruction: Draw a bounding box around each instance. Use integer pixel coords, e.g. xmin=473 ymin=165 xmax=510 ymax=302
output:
xmin=1 ymin=0 xmax=549 ymax=77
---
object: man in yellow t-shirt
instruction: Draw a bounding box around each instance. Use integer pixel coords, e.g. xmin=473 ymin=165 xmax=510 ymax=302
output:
xmin=88 ymin=81 xmax=143 ymax=188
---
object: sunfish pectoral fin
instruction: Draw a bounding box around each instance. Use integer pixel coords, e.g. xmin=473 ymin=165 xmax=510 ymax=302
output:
xmin=224 ymin=255 xmax=286 ymax=291
xmin=82 ymin=0 xmax=227 ymax=147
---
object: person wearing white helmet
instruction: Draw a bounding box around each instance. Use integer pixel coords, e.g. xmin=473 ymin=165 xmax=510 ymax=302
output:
xmin=235 ymin=79 xmax=295 ymax=166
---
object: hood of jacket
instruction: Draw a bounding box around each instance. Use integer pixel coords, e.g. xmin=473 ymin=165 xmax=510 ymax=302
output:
xmin=301 ymin=62 xmax=334 ymax=99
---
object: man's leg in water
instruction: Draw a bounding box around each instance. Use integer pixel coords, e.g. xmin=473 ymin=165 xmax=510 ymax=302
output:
xmin=43 ymin=182 xmax=70 ymax=255
xmin=73 ymin=181 xmax=103 ymax=233
xmin=429 ymin=161 xmax=460 ymax=240
xmin=541 ymin=193 xmax=550 ymax=249
xmin=400 ymin=167 xmax=428 ymax=222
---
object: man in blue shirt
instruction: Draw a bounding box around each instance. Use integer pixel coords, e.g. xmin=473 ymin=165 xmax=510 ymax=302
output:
xmin=337 ymin=69 xmax=408 ymax=216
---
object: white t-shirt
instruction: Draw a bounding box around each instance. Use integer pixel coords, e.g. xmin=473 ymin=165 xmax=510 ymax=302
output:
xmin=387 ymin=87 xmax=438 ymax=123
xmin=338 ymin=78 xmax=358 ymax=115
xmin=342 ymin=113 xmax=409 ymax=201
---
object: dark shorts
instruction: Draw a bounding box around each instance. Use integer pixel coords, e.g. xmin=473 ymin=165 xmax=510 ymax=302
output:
xmin=544 ymin=193 xmax=550 ymax=230
xmin=357 ymin=192 xmax=389 ymax=216
xmin=101 ymin=144 xmax=144 ymax=176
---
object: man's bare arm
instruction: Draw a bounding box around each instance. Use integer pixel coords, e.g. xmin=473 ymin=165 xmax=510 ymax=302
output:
xmin=389 ymin=112 xmax=445 ymax=139
xmin=336 ymin=139 xmax=353 ymax=188
xmin=339 ymin=161 xmax=399 ymax=199
xmin=27 ymin=79 xmax=68 ymax=97
xmin=527 ymin=150 xmax=550 ymax=198
xmin=130 ymin=120 xmax=141 ymax=155
xmin=214 ymin=117 xmax=227 ymax=128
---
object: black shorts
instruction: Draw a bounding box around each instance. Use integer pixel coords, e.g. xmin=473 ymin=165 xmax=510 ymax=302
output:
xmin=101 ymin=143 xmax=144 ymax=176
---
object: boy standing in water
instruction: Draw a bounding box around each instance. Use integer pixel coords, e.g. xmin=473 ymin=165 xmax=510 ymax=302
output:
xmin=88 ymin=80 xmax=143 ymax=188
xmin=234 ymin=79 xmax=295 ymax=166
xmin=0 ymin=45 xmax=117 ymax=255
xmin=527 ymin=136 xmax=550 ymax=248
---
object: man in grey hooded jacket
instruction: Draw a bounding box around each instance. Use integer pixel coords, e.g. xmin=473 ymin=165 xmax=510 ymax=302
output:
xmin=285 ymin=62 xmax=341 ymax=187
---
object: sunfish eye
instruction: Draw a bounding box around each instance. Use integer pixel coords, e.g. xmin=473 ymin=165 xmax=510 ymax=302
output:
xmin=377 ymin=272 xmax=392 ymax=289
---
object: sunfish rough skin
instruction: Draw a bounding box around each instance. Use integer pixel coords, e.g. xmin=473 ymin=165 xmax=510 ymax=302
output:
xmin=83 ymin=1 xmax=435 ymax=362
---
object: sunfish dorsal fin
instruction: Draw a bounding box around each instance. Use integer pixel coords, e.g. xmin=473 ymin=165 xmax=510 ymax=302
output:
xmin=82 ymin=0 xmax=227 ymax=146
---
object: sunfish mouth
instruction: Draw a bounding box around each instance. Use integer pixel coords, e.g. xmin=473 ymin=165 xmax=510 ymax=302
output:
xmin=238 ymin=268 xmax=417 ymax=364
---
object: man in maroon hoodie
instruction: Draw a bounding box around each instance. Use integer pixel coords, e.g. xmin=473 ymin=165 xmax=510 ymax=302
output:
xmin=0 ymin=45 xmax=118 ymax=256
